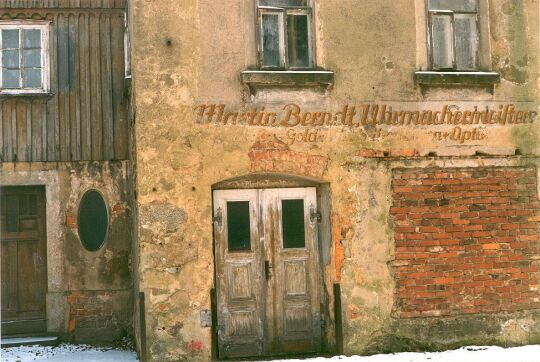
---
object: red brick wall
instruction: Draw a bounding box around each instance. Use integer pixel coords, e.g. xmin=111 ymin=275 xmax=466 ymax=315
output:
xmin=391 ymin=167 xmax=540 ymax=318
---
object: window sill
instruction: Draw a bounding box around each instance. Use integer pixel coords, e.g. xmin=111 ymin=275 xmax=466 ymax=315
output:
xmin=0 ymin=91 xmax=53 ymax=98
xmin=414 ymin=71 xmax=500 ymax=86
xmin=241 ymin=70 xmax=334 ymax=93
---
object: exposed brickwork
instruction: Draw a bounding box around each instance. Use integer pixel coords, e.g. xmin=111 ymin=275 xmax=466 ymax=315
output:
xmin=66 ymin=290 xmax=131 ymax=340
xmin=248 ymin=132 xmax=328 ymax=178
xmin=391 ymin=167 xmax=540 ymax=318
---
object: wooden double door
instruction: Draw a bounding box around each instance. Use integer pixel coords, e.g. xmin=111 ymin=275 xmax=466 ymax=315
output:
xmin=1 ymin=186 xmax=47 ymax=336
xmin=213 ymin=187 xmax=322 ymax=359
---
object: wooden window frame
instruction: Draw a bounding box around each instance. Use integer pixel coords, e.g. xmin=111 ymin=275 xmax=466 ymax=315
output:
xmin=427 ymin=0 xmax=480 ymax=71
xmin=257 ymin=0 xmax=315 ymax=70
xmin=0 ymin=21 xmax=50 ymax=95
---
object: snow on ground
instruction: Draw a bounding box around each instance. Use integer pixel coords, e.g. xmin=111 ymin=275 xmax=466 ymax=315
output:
xmin=0 ymin=344 xmax=138 ymax=362
xmin=1 ymin=344 xmax=539 ymax=362
xmin=276 ymin=345 xmax=540 ymax=362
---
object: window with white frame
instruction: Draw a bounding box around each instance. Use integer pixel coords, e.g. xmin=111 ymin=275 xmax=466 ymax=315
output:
xmin=428 ymin=0 xmax=479 ymax=71
xmin=0 ymin=22 xmax=50 ymax=93
xmin=258 ymin=0 xmax=314 ymax=69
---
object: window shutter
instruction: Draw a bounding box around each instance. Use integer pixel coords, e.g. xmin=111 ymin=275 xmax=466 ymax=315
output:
xmin=431 ymin=14 xmax=454 ymax=70
xmin=454 ymin=14 xmax=478 ymax=70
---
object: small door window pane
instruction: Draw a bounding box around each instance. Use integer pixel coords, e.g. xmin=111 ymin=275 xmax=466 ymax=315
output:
xmin=282 ymin=199 xmax=305 ymax=249
xmin=23 ymin=29 xmax=41 ymax=48
xmin=227 ymin=201 xmax=251 ymax=252
xmin=455 ymin=14 xmax=478 ymax=70
xmin=262 ymin=14 xmax=281 ymax=67
xmin=428 ymin=0 xmax=477 ymax=12
xmin=78 ymin=190 xmax=109 ymax=251
xmin=6 ymin=194 xmax=19 ymax=232
xmin=431 ymin=14 xmax=454 ymax=69
xmin=23 ymin=49 xmax=41 ymax=67
xmin=287 ymin=14 xmax=310 ymax=68
xmin=3 ymin=49 xmax=19 ymax=68
xmin=2 ymin=29 xmax=19 ymax=49
xmin=2 ymin=69 xmax=20 ymax=88
xmin=28 ymin=194 xmax=37 ymax=215
xmin=23 ymin=68 xmax=41 ymax=88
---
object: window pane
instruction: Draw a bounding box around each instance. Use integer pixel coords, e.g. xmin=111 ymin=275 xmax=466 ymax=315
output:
xmin=24 ymin=29 xmax=41 ymax=48
xmin=262 ymin=14 xmax=281 ymax=67
xmin=23 ymin=68 xmax=41 ymax=88
xmin=282 ymin=199 xmax=305 ymax=249
xmin=287 ymin=14 xmax=310 ymax=68
xmin=78 ymin=190 xmax=109 ymax=252
xmin=6 ymin=194 xmax=18 ymax=232
xmin=455 ymin=14 xmax=478 ymax=70
xmin=431 ymin=14 xmax=454 ymax=69
xmin=227 ymin=201 xmax=251 ymax=252
xmin=428 ymin=0 xmax=477 ymax=12
xmin=2 ymin=69 xmax=20 ymax=88
xmin=2 ymin=49 xmax=19 ymax=68
xmin=23 ymin=49 xmax=41 ymax=67
xmin=2 ymin=29 xmax=19 ymax=49
xmin=260 ymin=0 xmax=308 ymax=7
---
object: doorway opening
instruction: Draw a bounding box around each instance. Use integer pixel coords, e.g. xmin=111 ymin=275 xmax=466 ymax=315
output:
xmin=213 ymin=184 xmax=327 ymax=359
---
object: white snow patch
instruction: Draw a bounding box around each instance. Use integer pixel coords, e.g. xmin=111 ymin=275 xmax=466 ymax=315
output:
xmin=274 ymin=345 xmax=540 ymax=362
xmin=1 ymin=344 xmax=138 ymax=362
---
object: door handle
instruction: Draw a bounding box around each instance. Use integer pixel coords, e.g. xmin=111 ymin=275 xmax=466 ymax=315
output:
xmin=265 ymin=260 xmax=272 ymax=281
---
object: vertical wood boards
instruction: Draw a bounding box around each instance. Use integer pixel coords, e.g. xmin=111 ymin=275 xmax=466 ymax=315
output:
xmin=0 ymin=8 xmax=128 ymax=163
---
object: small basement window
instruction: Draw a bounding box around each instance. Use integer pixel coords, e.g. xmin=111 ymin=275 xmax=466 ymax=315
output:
xmin=78 ymin=190 xmax=109 ymax=252
xmin=0 ymin=21 xmax=50 ymax=94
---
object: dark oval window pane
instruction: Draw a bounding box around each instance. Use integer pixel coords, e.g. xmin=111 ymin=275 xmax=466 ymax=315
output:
xmin=78 ymin=190 xmax=108 ymax=251
xmin=282 ymin=199 xmax=305 ymax=249
xmin=227 ymin=201 xmax=251 ymax=252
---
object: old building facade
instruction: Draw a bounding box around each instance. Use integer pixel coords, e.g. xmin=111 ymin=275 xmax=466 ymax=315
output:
xmin=0 ymin=0 xmax=133 ymax=344
xmin=130 ymin=0 xmax=540 ymax=361
xmin=2 ymin=0 xmax=540 ymax=361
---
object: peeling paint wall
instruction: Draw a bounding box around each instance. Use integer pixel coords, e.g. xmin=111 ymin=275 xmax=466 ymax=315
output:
xmin=131 ymin=0 xmax=540 ymax=361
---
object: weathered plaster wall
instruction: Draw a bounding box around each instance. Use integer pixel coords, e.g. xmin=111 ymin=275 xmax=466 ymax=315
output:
xmin=0 ymin=161 xmax=133 ymax=344
xmin=132 ymin=0 xmax=539 ymax=361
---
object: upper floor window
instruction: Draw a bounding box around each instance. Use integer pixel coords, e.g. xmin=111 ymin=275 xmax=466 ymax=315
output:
xmin=0 ymin=22 xmax=50 ymax=94
xmin=258 ymin=0 xmax=314 ymax=69
xmin=428 ymin=0 xmax=479 ymax=71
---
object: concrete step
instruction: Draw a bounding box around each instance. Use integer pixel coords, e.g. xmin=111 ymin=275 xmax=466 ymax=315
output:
xmin=0 ymin=335 xmax=59 ymax=348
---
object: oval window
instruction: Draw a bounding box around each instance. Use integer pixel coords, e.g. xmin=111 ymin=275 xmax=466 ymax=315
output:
xmin=78 ymin=190 xmax=109 ymax=251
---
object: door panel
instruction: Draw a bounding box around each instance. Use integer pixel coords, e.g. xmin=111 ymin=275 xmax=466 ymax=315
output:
xmin=214 ymin=187 xmax=321 ymax=358
xmin=264 ymin=188 xmax=321 ymax=354
xmin=213 ymin=190 xmax=264 ymax=359
xmin=0 ymin=186 xmax=47 ymax=336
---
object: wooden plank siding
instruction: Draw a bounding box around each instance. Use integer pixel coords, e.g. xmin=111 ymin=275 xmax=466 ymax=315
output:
xmin=0 ymin=7 xmax=128 ymax=162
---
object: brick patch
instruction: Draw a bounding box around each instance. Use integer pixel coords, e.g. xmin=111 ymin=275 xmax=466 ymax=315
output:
xmin=391 ymin=167 xmax=540 ymax=318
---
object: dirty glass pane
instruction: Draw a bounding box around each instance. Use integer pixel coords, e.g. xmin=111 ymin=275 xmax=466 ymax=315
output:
xmin=6 ymin=194 xmax=19 ymax=232
xmin=455 ymin=14 xmax=478 ymax=70
xmin=262 ymin=13 xmax=281 ymax=67
xmin=78 ymin=190 xmax=109 ymax=252
xmin=28 ymin=194 xmax=37 ymax=215
xmin=23 ymin=68 xmax=41 ymax=88
xmin=282 ymin=199 xmax=305 ymax=249
xmin=431 ymin=14 xmax=454 ymax=69
xmin=3 ymin=49 xmax=19 ymax=68
xmin=23 ymin=29 xmax=41 ymax=48
xmin=287 ymin=14 xmax=310 ymax=68
xmin=227 ymin=201 xmax=251 ymax=252
xmin=2 ymin=29 xmax=19 ymax=49
xmin=19 ymin=195 xmax=28 ymax=215
xmin=428 ymin=0 xmax=477 ymax=12
xmin=260 ymin=0 xmax=308 ymax=7
xmin=23 ymin=49 xmax=40 ymax=68
xmin=2 ymin=69 xmax=20 ymax=88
